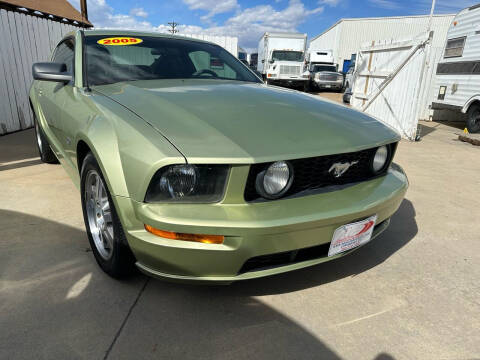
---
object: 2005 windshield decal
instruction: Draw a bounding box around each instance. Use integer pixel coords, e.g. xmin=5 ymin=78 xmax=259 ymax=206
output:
xmin=97 ymin=37 xmax=143 ymax=46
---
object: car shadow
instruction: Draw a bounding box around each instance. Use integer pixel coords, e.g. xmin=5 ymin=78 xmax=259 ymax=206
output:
xmin=0 ymin=206 xmax=411 ymax=359
xmin=0 ymin=209 xmax=341 ymax=359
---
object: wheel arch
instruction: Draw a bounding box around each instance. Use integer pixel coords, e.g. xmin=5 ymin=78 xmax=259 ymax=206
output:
xmin=462 ymin=96 xmax=480 ymax=113
xmin=75 ymin=131 xmax=130 ymax=199
xmin=76 ymin=140 xmax=91 ymax=174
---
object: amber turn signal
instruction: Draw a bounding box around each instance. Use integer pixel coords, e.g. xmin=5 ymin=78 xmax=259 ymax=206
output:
xmin=144 ymin=224 xmax=224 ymax=244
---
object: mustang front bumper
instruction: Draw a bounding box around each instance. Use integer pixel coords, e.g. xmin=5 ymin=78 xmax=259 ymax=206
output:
xmin=114 ymin=164 xmax=408 ymax=283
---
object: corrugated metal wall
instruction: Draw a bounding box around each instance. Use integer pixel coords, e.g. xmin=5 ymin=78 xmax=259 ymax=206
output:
xmin=310 ymin=15 xmax=454 ymax=68
xmin=308 ymin=23 xmax=339 ymax=52
xmin=0 ymin=9 xmax=80 ymax=135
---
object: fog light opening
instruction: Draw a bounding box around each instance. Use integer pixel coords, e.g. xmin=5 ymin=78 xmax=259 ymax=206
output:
xmin=144 ymin=224 xmax=224 ymax=244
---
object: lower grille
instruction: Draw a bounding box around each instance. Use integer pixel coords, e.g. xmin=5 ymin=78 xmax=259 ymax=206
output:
xmin=244 ymin=144 xmax=396 ymax=202
xmin=280 ymin=65 xmax=301 ymax=76
xmin=238 ymin=220 xmax=389 ymax=274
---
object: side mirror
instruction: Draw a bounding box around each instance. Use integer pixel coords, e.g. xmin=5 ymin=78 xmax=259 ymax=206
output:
xmin=269 ymin=59 xmax=275 ymax=64
xmin=32 ymin=62 xmax=72 ymax=83
xmin=261 ymin=59 xmax=265 ymax=63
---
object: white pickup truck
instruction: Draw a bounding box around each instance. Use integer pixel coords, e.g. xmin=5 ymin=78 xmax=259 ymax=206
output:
xmin=306 ymin=63 xmax=344 ymax=92
xmin=257 ymin=32 xmax=309 ymax=88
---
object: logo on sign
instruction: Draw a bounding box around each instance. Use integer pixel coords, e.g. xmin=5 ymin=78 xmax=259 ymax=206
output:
xmin=328 ymin=161 xmax=358 ymax=178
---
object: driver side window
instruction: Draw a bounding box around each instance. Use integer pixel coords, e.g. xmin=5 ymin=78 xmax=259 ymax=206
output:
xmin=52 ymin=40 xmax=75 ymax=75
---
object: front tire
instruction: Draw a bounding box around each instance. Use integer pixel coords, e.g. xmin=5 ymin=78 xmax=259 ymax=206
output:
xmin=466 ymin=103 xmax=480 ymax=133
xmin=80 ymin=153 xmax=135 ymax=278
xmin=303 ymin=81 xmax=310 ymax=93
xmin=34 ymin=112 xmax=58 ymax=164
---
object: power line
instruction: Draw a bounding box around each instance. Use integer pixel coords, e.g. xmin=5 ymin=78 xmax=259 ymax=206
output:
xmin=167 ymin=21 xmax=180 ymax=34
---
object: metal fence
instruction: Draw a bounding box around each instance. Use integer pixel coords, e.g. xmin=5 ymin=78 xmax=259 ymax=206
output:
xmin=0 ymin=8 xmax=81 ymax=135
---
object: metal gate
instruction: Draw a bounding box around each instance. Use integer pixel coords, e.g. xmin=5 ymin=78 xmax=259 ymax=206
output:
xmin=351 ymin=32 xmax=434 ymax=140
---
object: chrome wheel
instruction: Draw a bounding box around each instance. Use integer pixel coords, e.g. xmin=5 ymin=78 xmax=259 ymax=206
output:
xmin=35 ymin=120 xmax=42 ymax=151
xmin=85 ymin=170 xmax=114 ymax=260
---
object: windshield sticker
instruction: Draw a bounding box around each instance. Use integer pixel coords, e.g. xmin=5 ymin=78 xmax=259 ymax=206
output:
xmin=97 ymin=37 xmax=143 ymax=46
xmin=210 ymin=57 xmax=224 ymax=69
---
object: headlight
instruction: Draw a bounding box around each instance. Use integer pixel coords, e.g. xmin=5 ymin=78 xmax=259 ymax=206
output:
xmin=372 ymin=146 xmax=389 ymax=173
xmin=255 ymin=161 xmax=294 ymax=199
xmin=159 ymin=165 xmax=197 ymax=198
xmin=145 ymin=164 xmax=229 ymax=203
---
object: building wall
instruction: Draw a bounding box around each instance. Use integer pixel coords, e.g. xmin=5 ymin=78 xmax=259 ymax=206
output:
xmin=310 ymin=15 xmax=455 ymax=69
xmin=0 ymin=8 xmax=82 ymax=135
xmin=181 ymin=34 xmax=238 ymax=57
xmin=308 ymin=23 xmax=340 ymax=54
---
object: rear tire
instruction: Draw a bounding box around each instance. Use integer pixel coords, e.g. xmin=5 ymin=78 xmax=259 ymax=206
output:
xmin=466 ymin=103 xmax=480 ymax=133
xmin=34 ymin=112 xmax=58 ymax=164
xmin=80 ymin=152 xmax=135 ymax=278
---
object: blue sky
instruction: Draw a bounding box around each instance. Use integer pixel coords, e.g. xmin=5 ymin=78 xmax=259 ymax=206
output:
xmin=68 ymin=0 xmax=476 ymax=51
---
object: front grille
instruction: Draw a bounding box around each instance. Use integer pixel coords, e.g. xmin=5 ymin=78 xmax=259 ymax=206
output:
xmin=280 ymin=65 xmax=301 ymax=76
xmin=319 ymin=73 xmax=340 ymax=81
xmin=244 ymin=144 xmax=396 ymax=202
xmin=238 ymin=220 xmax=389 ymax=274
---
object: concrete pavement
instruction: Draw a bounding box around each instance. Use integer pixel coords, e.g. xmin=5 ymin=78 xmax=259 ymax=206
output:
xmin=1 ymin=122 xmax=479 ymax=359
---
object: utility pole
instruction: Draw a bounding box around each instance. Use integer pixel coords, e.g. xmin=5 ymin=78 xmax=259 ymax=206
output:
xmin=167 ymin=21 xmax=179 ymax=34
xmin=427 ymin=0 xmax=436 ymax=34
xmin=80 ymin=0 xmax=88 ymax=22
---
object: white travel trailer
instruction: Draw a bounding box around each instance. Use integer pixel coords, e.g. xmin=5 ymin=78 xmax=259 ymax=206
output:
xmin=257 ymin=32 xmax=308 ymax=88
xmin=432 ymin=4 xmax=480 ymax=132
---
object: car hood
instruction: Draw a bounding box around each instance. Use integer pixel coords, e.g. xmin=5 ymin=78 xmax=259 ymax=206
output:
xmin=94 ymin=79 xmax=399 ymax=163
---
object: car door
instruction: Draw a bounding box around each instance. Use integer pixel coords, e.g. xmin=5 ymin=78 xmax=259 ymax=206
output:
xmin=40 ymin=39 xmax=75 ymax=157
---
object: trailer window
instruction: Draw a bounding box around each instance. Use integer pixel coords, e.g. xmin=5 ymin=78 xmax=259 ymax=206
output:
xmin=444 ymin=37 xmax=466 ymax=58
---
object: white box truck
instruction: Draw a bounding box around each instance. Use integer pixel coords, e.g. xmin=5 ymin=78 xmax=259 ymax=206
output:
xmin=432 ymin=4 xmax=480 ymax=133
xmin=257 ymin=32 xmax=308 ymax=88
xmin=306 ymin=49 xmax=334 ymax=65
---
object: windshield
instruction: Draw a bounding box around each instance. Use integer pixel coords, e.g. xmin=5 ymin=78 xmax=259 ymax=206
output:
xmin=84 ymin=35 xmax=261 ymax=86
xmin=271 ymin=51 xmax=304 ymax=62
xmin=312 ymin=65 xmax=337 ymax=72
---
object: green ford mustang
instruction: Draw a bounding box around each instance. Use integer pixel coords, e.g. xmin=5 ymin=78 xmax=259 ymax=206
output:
xmin=30 ymin=30 xmax=408 ymax=283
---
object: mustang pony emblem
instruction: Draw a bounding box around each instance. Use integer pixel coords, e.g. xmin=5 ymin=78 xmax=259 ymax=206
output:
xmin=328 ymin=161 xmax=359 ymax=178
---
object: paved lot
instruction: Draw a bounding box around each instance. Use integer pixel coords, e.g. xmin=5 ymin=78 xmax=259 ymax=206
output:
xmin=314 ymin=90 xmax=345 ymax=104
xmin=1 ymin=115 xmax=479 ymax=359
